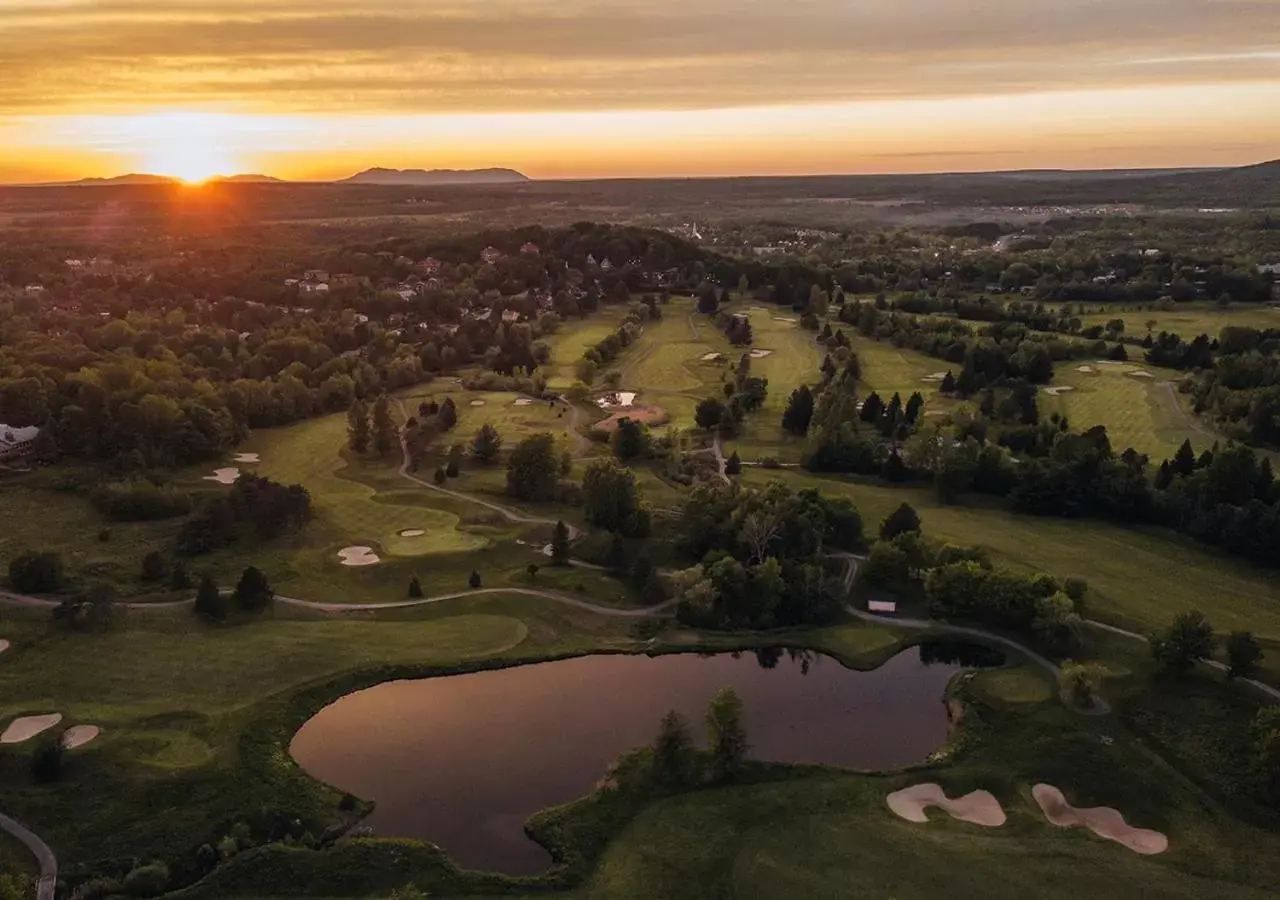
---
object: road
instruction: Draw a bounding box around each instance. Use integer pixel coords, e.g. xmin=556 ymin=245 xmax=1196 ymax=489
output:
xmin=0 ymin=811 xmax=56 ymax=900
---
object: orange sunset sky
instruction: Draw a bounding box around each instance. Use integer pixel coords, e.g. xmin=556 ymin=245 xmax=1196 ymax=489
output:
xmin=0 ymin=0 xmax=1277 ymax=183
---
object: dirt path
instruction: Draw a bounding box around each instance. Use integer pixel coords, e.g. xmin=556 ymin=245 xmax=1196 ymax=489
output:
xmin=711 ymin=436 xmax=730 ymax=484
xmin=687 ymin=314 xmax=701 ymax=341
xmin=275 ymin=587 xmax=675 ymax=617
xmin=0 ymin=810 xmax=56 ymax=900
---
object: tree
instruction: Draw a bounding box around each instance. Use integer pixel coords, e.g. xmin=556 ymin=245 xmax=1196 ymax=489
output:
xmin=408 ymin=577 xmax=424 ymax=599
xmin=781 ymin=385 xmax=815 ymax=436
xmin=472 ymin=424 xmax=502 ymax=464
xmin=437 ymin=397 xmax=459 ymax=431
xmin=8 ymin=551 xmax=65 ymax=593
xmin=612 ymin=417 xmax=649 ymax=461
xmin=346 ymin=398 xmax=370 ymax=454
xmin=652 ymin=710 xmax=697 ymax=789
xmin=859 ymin=391 xmax=884 ymax=423
xmin=140 ymin=551 xmax=167 ymax=583
xmin=583 ymin=458 xmax=651 ymax=537
xmin=1171 ymin=438 xmax=1196 ymax=476
xmin=879 ymin=503 xmax=922 ymax=540
xmin=468 ymin=570 xmax=482 ymax=589
xmin=725 ymin=451 xmax=742 ymax=476
xmin=445 ymin=460 xmax=460 ymax=478
xmin=433 ymin=467 xmax=446 ymax=485
xmin=551 ymin=520 xmax=572 ymax=565
xmin=706 ymin=688 xmax=749 ymax=782
xmin=1059 ymin=661 xmax=1105 ymax=709
xmin=169 ymin=561 xmax=192 ymax=590
xmin=1225 ymin=631 xmax=1262 ymax=680
xmin=194 ymin=575 xmax=229 ymax=621
xmin=905 ymin=392 xmax=925 ymax=424
xmin=372 ymin=393 xmax=396 ymax=457
xmin=1150 ymin=610 xmax=1215 ymax=674
xmin=233 ymin=566 xmax=273 ymax=612
xmin=527 ymin=563 xmax=540 ymax=579
xmin=31 ymin=735 xmax=65 ymax=783
xmin=695 ymin=398 xmax=727 ymax=430
xmin=506 ymin=433 xmax=560 ymax=501
xmin=940 ymin=371 xmax=957 ymax=394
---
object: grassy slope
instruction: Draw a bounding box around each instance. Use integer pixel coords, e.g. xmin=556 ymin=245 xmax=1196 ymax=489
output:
xmin=1076 ymin=303 xmax=1280 ymax=341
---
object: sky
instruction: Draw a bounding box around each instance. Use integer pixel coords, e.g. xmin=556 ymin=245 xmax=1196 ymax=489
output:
xmin=0 ymin=0 xmax=1277 ymax=182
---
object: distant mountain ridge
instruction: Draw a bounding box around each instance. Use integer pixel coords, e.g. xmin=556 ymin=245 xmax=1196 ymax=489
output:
xmin=339 ymin=167 xmax=530 ymax=185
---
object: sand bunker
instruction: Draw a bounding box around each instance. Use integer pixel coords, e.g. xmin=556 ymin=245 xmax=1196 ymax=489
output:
xmin=886 ymin=783 xmax=1007 ymax=827
xmin=749 ymin=349 xmax=774 ymax=359
xmin=596 ymin=391 xmax=638 ymax=409
xmin=232 ymin=452 xmax=260 ymax=463
xmin=399 ymin=529 xmax=426 ymax=537
xmin=513 ymin=398 xmax=534 ymax=406
xmin=700 ymin=352 xmax=725 ymax=362
xmin=1076 ymin=365 xmax=1095 ymax=374
xmin=1127 ymin=370 xmax=1155 ymax=379
xmin=337 ymin=546 xmax=381 ymax=567
xmin=469 ymin=399 xmax=486 ymax=407
xmin=1095 ymin=359 xmax=1127 ymax=366
xmin=203 ymin=467 xmax=240 ymax=484
xmin=773 ymin=317 xmax=798 ymax=324
xmin=1043 ymin=386 xmax=1075 ymax=396
xmin=868 ymin=600 xmax=897 ymax=613
xmin=1032 ymin=784 xmax=1167 ymax=855
xmin=0 ymin=639 xmax=9 ymax=654
xmin=921 ymin=372 xmax=949 ymax=382
xmin=1 ymin=713 xmax=64 ymax=744
xmin=62 ymin=725 xmax=101 ymax=749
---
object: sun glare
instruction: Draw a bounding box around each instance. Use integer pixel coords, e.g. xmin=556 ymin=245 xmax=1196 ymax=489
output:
xmin=109 ymin=112 xmax=242 ymax=182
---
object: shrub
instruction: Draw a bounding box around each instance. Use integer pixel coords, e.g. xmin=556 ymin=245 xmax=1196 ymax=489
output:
xmin=91 ymin=482 xmax=192 ymax=522
xmin=67 ymin=877 xmax=123 ymax=900
xmin=140 ymin=551 xmax=167 ymax=583
xmin=8 ymin=551 xmax=65 ymax=593
xmin=407 ymin=577 xmax=424 ymax=599
xmin=121 ymin=861 xmax=170 ymax=898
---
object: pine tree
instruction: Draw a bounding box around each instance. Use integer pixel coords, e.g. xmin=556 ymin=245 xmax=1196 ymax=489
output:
xmin=233 ymin=566 xmax=273 ymax=612
xmin=347 ymin=398 xmax=371 ymax=454
xmin=551 ymin=521 xmax=572 ymax=565
xmin=880 ymin=502 xmax=922 ymax=539
xmin=372 ymin=394 xmax=396 ymax=457
xmin=468 ymin=570 xmax=482 ymax=589
xmin=781 ymin=385 xmax=815 ymax=436
xmin=433 ymin=467 xmax=446 ymax=486
xmin=725 ymin=451 xmax=742 ymax=476
xmin=408 ymin=577 xmax=424 ymax=599
xmin=904 ymin=392 xmax=925 ymax=425
xmin=472 ymin=424 xmax=503 ymax=463
xmin=1154 ymin=460 xmax=1174 ymax=490
xmin=194 ymin=575 xmax=229 ymax=621
xmin=859 ymin=391 xmax=884 ymax=423
xmin=940 ymin=370 xmax=957 ymax=394
xmin=1256 ymin=458 xmax=1275 ymax=503
xmin=1172 ymin=439 xmax=1196 ymax=476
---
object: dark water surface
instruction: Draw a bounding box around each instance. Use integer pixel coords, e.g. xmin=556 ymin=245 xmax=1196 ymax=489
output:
xmin=290 ymin=645 xmax=985 ymax=874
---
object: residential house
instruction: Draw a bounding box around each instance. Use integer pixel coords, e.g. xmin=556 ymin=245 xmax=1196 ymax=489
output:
xmin=23 ymin=284 xmax=45 ymax=295
xmin=394 ymin=256 xmax=415 ymax=267
xmin=299 ymin=282 xmax=330 ymax=296
xmin=0 ymin=425 xmax=41 ymax=461
xmin=501 ymin=309 xmax=521 ymax=324
xmin=1258 ymin=263 xmax=1280 ymax=278
xmin=416 ymin=257 xmax=442 ymax=275
xmin=303 ymin=269 xmax=330 ymax=283
xmin=600 ymin=258 xmax=615 ymax=272
xmin=330 ymin=273 xmax=364 ymax=288
xmin=519 ymin=242 xmax=540 ymax=256
xmin=480 ymin=246 xmax=503 ymax=265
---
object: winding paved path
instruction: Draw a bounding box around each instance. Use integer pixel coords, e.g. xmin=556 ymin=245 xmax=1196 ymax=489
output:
xmin=0 ymin=811 xmax=56 ymax=900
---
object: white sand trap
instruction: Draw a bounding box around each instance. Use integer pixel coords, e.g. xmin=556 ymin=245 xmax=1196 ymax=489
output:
xmin=337 ymin=546 xmax=380 ymax=567
xmin=232 ymin=452 xmax=260 ymax=463
xmin=887 ymin=783 xmax=1006 ymax=827
xmin=1032 ymin=784 xmax=1167 ymax=855
xmin=1 ymin=713 xmax=63 ymax=744
xmin=596 ymin=391 xmax=638 ymax=409
xmin=1076 ymin=366 xmax=1095 ymax=374
xmin=469 ymin=399 xmax=486 ymax=407
xmin=61 ymin=725 xmax=101 ymax=749
xmin=541 ymin=543 xmax=555 ymax=557
xmin=1127 ymin=370 xmax=1154 ymax=379
xmin=749 ymin=349 xmax=774 ymax=359
xmin=1094 ymin=359 xmax=1126 ymax=366
xmin=868 ymin=600 xmax=897 ymax=613
xmin=1042 ymin=386 xmax=1075 ymax=396
xmin=772 ymin=317 xmax=798 ymax=324
xmin=513 ymin=398 xmax=534 ymax=406
xmin=920 ymin=372 xmax=948 ymax=382
xmin=399 ymin=529 xmax=426 ymax=537
xmin=0 ymin=639 xmax=10 ymax=654
xmin=203 ymin=467 xmax=240 ymax=484
xmin=700 ymin=352 xmax=724 ymax=362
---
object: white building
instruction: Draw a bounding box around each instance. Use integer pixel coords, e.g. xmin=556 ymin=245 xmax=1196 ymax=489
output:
xmin=0 ymin=425 xmax=40 ymax=461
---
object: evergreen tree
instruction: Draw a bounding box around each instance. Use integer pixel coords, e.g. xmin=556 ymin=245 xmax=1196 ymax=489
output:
xmin=468 ymin=570 xmax=482 ymax=589
xmin=372 ymin=394 xmax=396 ymax=457
xmin=1225 ymin=631 xmax=1262 ymax=680
xmin=652 ymin=710 xmax=697 ymax=789
xmin=233 ymin=566 xmax=273 ymax=612
xmin=408 ymin=577 xmax=424 ymax=599
xmin=437 ymin=397 xmax=459 ymax=431
xmin=140 ymin=551 xmax=167 ymax=583
xmin=506 ymin=433 xmax=560 ymax=501
xmin=612 ymin=417 xmax=648 ymax=461
xmin=880 ymin=502 xmax=922 ymax=540
xmin=781 ymin=385 xmax=815 ymax=436
xmin=1256 ymin=458 xmax=1275 ymax=503
xmin=168 ymin=561 xmax=192 ymax=591
xmin=1172 ymin=439 xmax=1196 ymax=476
xmin=194 ymin=575 xmax=229 ymax=621
xmin=472 ymin=424 xmax=503 ymax=464
xmin=725 ymin=451 xmax=742 ymax=476
xmin=1154 ymin=460 xmax=1174 ymax=490
xmin=551 ymin=520 xmax=572 ymax=565
xmin=445 ymin=460 xmax=460 ymax=478
xmin=904 ymin=392 xmax=925 ymax=425
xmin=706 ymin=688 xmax=749 ymax=782
xmin=940 ymin=370 xmax=957 ymax=394
xmin=433 ymin=467 xmax=446 ymax=486
xmin=859 ymin=391 xmax=884 ymax=423
xmin=347 ymin=398 xmax=371 ymax=454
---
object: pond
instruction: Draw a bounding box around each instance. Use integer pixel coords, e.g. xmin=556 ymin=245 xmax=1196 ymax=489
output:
xmin=290 ymin=643 xmax=999 ymax=875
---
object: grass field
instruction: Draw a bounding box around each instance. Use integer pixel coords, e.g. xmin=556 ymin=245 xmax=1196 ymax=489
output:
xmin=852 ymin=334 xmax=964 ymax=418
xmin=397 ymin=387 xmax=584 ymax=457
xmin=1039 ymin=361 xmax=1209 ymax=461
xmin=543 ymin=308 xmax=632 ymax=390
xmin=1074 ymin=303 xmax=1280 ymax=341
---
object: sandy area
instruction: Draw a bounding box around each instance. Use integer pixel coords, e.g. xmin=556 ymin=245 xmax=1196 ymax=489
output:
xmin=700 ymin=352 xmax=724 ymax=362
xmin=337 ymin=546 xmax=381 ymax=566
xmin=1076 ymin=366 xmax=1095 ymax=374
xmin=62 ymin=725 xmax=101 ymax=749
xmin=868 ymin=600 xmax=897 ymax=613
xmin=233 ymin=452 xmax=261 ymax=463
xmin=203 ymin=467 xmax=241 ymax=484
xmin=1 ymin=713 xmax=63 ymax=744
xmin=749 ymin=349 xmax=774 ymax=359
xmin=772 ymin=317 xmax=798 ymax=324
xmin=594 ymin=405 xmax=668 ymax=433
xmin=1032 ymin=784 xmax=1167 ymax=854
xmin=596 ymin=391 xmax=638 ymax=409
xmin=1127 ymin=370 xmax=1155 ymax=379
xmin=513 ymin=398 xmax=534 ymax=406
xmin=1095 ymin=360 xmax=1127 ymax=366
xmin=886 ymin=783 xmax=1007 ymax=827
xmin=399 ymin=529 xmax=426 ymax=537
xmin=0 ymin=639 xmax=10 ymax=654
xmin=1043 ymin=386 xmax=1075 ymax=396
xmin=469 ymin=399 xmax=486 ymax=407
xmin=921 ymin=372 xmax=948 ymax=382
